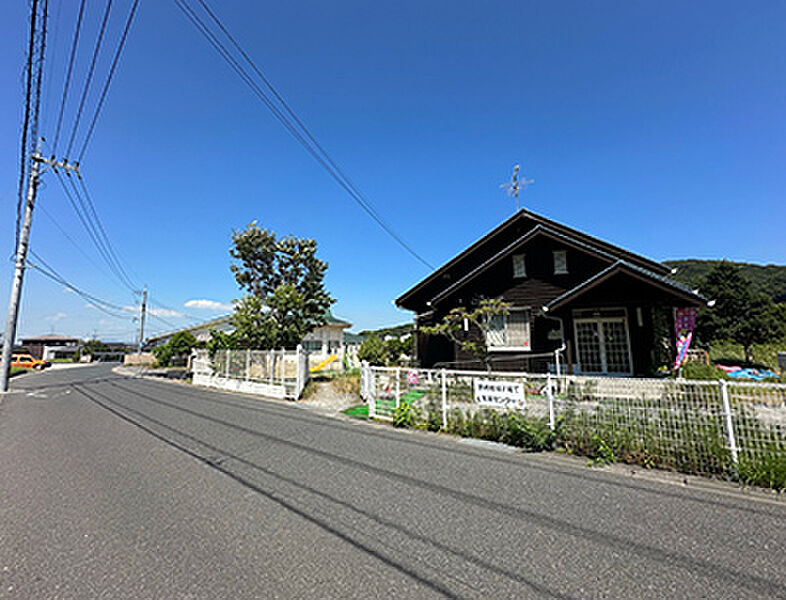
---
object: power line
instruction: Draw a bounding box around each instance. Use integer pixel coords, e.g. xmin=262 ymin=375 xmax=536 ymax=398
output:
xmin=37 ymin=202 xmax=119 ymax=287
xmin=51 ymin=167 xmax=139 ymax=294
xmin=174 ymin=0 xmax=434 ymax=270
xmin=77 ymin=0 xmax=140 ymax=162
xmin=52 ymin=168 xmax=125 ymax=289
xmin=28 ymin=250 xmax=132 ymax=320
xmin=16 ymin=0 xmax=48 ymax=255
xmin=51 ymin=0 xmax=86 ymax=153
xmin=15 ymin=0 xmax=38 ymax=255
xmin=76 ymin=175 xmax=138 ymax=290
xmin=65 ymin=0 xmax=113 ymax=158
xmin=148 ymin=297 xmax=205 ymax=324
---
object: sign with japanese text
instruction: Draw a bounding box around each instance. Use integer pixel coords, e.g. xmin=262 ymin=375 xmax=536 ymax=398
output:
xmin=473 ymin=379 xmax=525 ymax=410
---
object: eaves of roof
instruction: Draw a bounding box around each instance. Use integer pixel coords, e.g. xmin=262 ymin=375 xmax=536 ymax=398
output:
xmin=544 ymin=260 xmax=707 ymax=312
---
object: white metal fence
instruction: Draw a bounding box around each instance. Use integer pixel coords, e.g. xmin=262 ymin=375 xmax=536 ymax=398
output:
xmin=192 ymin=347 xmax=309 ymax=400
xmin=360 ymin=363 xmax=786 ymax=482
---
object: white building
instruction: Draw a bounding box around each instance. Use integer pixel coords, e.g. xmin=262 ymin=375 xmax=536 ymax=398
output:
xmin=145 ymin=311 xmax=357 ymax=371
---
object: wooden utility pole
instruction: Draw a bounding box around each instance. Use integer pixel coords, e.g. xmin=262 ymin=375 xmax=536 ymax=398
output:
xmin=137 ymin=285 xmax=147 ymax=353
xmin=1 ymin=146 xmax=80 ymax=391
xmin=1 ymin=144 xmax=42 ymax=392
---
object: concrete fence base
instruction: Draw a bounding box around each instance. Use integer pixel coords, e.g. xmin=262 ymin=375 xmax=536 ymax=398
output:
xmin=192 ymin=372 xmax=287 ymax=399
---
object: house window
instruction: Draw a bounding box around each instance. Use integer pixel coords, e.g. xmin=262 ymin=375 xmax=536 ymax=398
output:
xmin=553 ymin=250 xmax=568 ymax=274
xmin=486 ymin=308 xmax=531 ymax=350
xmin=303 ymin=340 xmax=323 ymax=353
xmin=512 ymin=253 xmax=526 ymax=278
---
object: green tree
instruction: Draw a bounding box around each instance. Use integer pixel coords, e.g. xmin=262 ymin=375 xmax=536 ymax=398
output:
xmin=206 ymin=328 xmax=238 ymax=358
xmin=152 ymin=331 xmax=197 ymax=367
xmin=169 ymin=331 xmax=198 ymax=357
xmin=358 ymin=334 xmax=388 ymax=366
xmin=697 ymin=262 xmax=786 ymax=362
xmin=229 ymin=222 xmax=334 ymax=349
xmin=421 ymin=299 xmax=510 ymax=370
xmin=82 ymin=339 xmax=109 ymax=356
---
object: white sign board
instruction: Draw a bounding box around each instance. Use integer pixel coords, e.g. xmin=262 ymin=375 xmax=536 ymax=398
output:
xmin=473 ymin=379 xmax=525 ymax=410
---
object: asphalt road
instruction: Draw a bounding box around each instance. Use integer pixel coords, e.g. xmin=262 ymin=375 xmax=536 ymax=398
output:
xmin=1 ymin=364 xmax=785 ymax=599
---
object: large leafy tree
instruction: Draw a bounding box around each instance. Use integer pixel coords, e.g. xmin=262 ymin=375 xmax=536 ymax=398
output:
xmin=229 ymin=222 xmax=334 ymax=349
xmin=697 ymin=261 xmax=785 ymax=362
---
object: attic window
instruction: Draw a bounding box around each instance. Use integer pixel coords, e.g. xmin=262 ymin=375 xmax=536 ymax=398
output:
xmin=512 ymin=253 xmax=526 ymax=278
xmin=553 ymin=250 xmax=568 ymax=274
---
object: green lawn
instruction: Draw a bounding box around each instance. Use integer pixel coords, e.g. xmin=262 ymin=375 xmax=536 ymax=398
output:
xmin=342 ymin=390 xmax=427 ymax=420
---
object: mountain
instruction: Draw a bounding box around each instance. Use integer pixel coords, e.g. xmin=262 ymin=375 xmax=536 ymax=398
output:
xmin=664 ymin=259 xmax=786 ymax=302
xmin=358 ymin=323 xmax=413 ymax=339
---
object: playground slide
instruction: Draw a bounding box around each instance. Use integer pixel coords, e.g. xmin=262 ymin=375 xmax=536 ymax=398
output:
xmin=310 ymin=354 xmax=339 ymax=373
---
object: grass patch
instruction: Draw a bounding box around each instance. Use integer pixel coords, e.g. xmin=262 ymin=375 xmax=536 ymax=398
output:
xmin=343 ymin=404 xmax=369 ymax=419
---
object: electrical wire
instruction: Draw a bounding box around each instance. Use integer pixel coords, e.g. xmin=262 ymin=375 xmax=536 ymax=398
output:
xmin=28 ymin=250 xmax=132 ymax=320
xmin=38 ymin=202 xmax=119 ymax=287
xmin=174 ymin=0 xmax=434 ymax=270
xmin=76 ymin=175 xmax=138 ymax=290
xmin=51 ymin=0 xmax=85 ymax=153
xmin=15 ymin=0 xmax=48 ymax=256
xmin=65 ymin=0 xmax=113 ymax=158
xmin=77 ymin=0 xmax=140 ymax=162
xmin=53 ymin=168 xmax=126 ymax=289
xmin=16 ymin=0 xmax=40 ymax=255
xmin=148 ymin=297 xmax=205 ymax=324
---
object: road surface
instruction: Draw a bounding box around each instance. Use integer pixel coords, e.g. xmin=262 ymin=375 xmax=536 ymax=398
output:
xmin=1 ymin=364 xmax=785 ymax=599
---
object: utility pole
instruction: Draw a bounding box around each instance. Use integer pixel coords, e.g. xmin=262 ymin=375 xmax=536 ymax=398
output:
xmin=137 ymin=285 xmax=147 ymax=353
xmin=1 ymin=144 xmax=80 ymax=392
xmin=1 ymin=142 xmax=42 ymax=392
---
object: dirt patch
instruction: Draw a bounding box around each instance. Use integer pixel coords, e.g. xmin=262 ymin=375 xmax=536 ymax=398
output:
xmin=298 ymin=381 xmax=361 ymax=413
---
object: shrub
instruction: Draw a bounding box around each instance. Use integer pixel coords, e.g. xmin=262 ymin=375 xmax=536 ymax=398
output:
xmin=678 ymin=362 xmax=728 ymax=380
xmin=737 ymin=449 xmax=786 ymax=490
xmin=393 ymin=402 xmax=420 ymax=428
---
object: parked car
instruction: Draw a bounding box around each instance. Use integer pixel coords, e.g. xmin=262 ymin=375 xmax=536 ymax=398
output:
xmin=11 ymin=353 xmax=50 ymax=370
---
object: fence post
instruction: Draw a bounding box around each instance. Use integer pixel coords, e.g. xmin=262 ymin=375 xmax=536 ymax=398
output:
xmin=295 ymin=345 xmax=302 ymax=398
xmin=225 ymin=349 xmax=230 ymax=378
xmin=546 ymin=372 xmax=555 ymax=431
xmin=720 ymin=380 xmax=739 ymax=465
xmin=245 ymin=349 xmax=250 ymax=381
xmin=367 ymin=364 xmax=376 ymax=419
xmin=280 ymin=348 xmax=285 ymax=387
xmin=395 ymin=367 xmax=401 ymax=409
xmin=441 ymin=369 xmax=447 ymax=430
xmin=268 ymin=350 xmax=273 ymax=385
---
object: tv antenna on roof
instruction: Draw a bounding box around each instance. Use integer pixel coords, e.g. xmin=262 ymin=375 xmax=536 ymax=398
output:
xmin=500 ymin=164 xmax=534 ymax=212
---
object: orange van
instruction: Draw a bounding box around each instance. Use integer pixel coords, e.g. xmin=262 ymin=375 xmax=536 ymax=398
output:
xmin=11 ymin=353 xmax=49 ymax=370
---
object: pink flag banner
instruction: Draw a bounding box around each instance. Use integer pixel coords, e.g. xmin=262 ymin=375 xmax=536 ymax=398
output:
xmin=674 ymin=307 xmax=699 ymax=369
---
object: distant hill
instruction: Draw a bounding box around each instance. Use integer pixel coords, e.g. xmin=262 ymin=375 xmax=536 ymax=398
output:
xmin=358 ymin=323 xmax=413 ymax=339
xmin=664 ymin=259 xmax=786 ymax=302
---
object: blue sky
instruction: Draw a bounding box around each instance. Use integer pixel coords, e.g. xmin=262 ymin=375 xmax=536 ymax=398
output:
xmin=1 ymin=1 xmax=784 ymax=342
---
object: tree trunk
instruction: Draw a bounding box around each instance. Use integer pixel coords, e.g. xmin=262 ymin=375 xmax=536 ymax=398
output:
xmin=744 ymin=344 xmax=753 ymax=364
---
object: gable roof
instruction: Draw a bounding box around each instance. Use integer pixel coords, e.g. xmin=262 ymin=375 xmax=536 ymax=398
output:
xmin=396 ymin=208 xmax=670 ymax=310
xmin=430 ymin=224 xmax=618 ymax=305
xmin=544 ymin=260 xmax=707 ymax=312
xmin=19 ymin=334 xmax=82 ymax=342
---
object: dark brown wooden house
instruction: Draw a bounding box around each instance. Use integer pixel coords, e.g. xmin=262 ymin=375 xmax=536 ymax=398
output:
xmin=395 ymin=209 xmax=707 ymax=376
